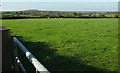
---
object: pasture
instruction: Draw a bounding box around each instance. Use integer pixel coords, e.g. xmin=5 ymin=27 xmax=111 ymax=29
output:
xmin=2 ymin=18 xmax=118 ymax=72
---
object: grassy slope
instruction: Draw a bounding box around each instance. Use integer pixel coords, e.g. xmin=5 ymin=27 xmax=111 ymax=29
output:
xmin=2 ymin=18 xmax=118 ymax=72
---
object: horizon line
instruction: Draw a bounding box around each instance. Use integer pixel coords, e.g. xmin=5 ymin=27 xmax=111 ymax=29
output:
xmin=2 ymin=9 xmax=118 ymax=12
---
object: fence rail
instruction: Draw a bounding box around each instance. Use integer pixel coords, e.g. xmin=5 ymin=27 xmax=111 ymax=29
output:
xmin=13 ymin=37 xmax=50 ymax=73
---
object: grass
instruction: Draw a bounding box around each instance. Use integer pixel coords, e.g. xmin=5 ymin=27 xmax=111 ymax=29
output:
xmin=2 ymin=18 xmax=118 ymax=72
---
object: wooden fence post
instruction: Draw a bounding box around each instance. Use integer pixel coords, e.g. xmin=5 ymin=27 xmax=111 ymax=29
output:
xmin=1 ymin=28 xmax=12 ymax=72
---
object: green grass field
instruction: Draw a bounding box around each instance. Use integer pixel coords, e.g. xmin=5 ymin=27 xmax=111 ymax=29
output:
xmin=2 ymin=18 xmax=118 ymax=72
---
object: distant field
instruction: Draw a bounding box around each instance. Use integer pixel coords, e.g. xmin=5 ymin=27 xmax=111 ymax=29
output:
xmin=2 ymin=18 xmax=118 ymax=72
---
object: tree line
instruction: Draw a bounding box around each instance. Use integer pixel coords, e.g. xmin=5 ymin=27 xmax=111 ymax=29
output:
xmin=2 ymin=11 xmax=119 ymax=19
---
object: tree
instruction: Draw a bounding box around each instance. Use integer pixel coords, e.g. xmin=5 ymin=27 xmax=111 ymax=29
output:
xmin=99 ymin=14 xmax=105 ymax=18
xmin=115 ymin=15 xmax=118 ymax=18
xmin=93 ymin=15 xmax=97 ymax=17
xmin=88 ymin=13 xmax=92 ymax=17
xmin=78 ymin=13 xmax=82 ymax=17
xmin=72 ymin=12 xmax=77 ymax=17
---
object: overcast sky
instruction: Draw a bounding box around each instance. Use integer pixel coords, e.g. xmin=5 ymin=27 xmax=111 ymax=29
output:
xmin=1 ymin=0 xmax=120 ymax=2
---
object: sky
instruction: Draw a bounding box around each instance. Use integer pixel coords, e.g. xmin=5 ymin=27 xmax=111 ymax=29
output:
xmin=1 ymin=2 xmax=118 ymax=11
xmin=1 ymin=0 xmax=120 ymax=2
xmin=0 ymin=0 xmax=119 ymax=11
